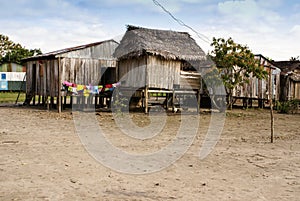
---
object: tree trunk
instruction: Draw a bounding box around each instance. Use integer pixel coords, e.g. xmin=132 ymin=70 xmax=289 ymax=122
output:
xmin=227 ymin=90 xmax=233 ymax=110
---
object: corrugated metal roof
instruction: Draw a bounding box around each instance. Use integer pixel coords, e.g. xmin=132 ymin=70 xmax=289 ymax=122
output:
xmin=23 ymin=39 xmax=118 ymax=61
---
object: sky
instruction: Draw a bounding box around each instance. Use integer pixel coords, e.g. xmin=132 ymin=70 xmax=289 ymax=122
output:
xmin=0 ymin=0 xmax=299 ymax=61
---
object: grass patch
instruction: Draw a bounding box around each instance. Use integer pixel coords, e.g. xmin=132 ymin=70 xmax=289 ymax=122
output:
xmin=0 ymin=92 xmax=26 ymax=103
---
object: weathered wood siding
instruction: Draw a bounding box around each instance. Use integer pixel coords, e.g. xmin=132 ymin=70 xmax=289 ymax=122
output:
xmin=289 ymin=81 xmax=300 ymax=100
xmin=118 ymin=56 xmax=147 ymax=88
xmin=179 ymin=71 xmax=201 ymax=89
xmin=147 ymin=56 xmax=180 ymax=89
xmin=60 ymin=58 xmax=116 ymax=85
xmin=59 ymin=40 xmax=118 ymax=59
xmin=118 ymin=55 xmax=201 ymax=90
xmin=25 ymin=40 xmax=118 ymax=98
xmin=233 ymin=56 xmax=281 ymax=100
xmin=26 ymin=59 xmax=59 ymax=97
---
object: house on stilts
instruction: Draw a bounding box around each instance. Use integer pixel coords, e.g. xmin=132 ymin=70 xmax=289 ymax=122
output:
xmin=113 ymin=25 xmax=211 ymax=113
xmin=232 ymin=54 xmax=281 ymax=108
xmin=23 ymin=40 xmax=119 ymax=112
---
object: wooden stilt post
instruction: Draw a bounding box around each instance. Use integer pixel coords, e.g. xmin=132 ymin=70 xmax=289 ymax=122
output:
xmin=64 ymin=96 xmax=67 ymax=109
xmin=50 ymin=97 xmax=54 ymax=109
xmin=172 ymin=88 xmax=175 ymax=112
xmin=145 ymin=86 xmax=149 ymax=114
xmin=197 ymin=89 xmax=201 ymax=113
xmin=33 ymin=94 xmax=36 ymax=106
xmin=70 ymin=96 xmax=73 ymax=108
xmin=38 ymin=95 xmax=41 ymax=106
xmin=47 ymin=96 xmax=50 ymax=111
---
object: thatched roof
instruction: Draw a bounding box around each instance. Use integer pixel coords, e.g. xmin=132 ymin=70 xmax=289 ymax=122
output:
xmin=114 ymin=25 xmax=207 ymax=61
xmin=273 ymin=61 xmax=300 ymax=72
xmin=273 ymin=61 xmax=300 ymax=81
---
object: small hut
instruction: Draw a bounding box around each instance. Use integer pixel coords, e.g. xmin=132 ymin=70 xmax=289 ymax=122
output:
xmin=113 ymin=25 xmax=209 ymax=113
xmin=23 ymin=40 xmax=119 ymax=112
xmin=232 ymin=54 xmax=281 ymax=108
xmin=273 ymin=61 xmax=300 ymax=101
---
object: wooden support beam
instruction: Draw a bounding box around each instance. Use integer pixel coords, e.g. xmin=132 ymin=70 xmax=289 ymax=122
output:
xmin=64 ymin=96 xmax=67 ymax=109
xmin=172 ymin=89 xmax=175 ymax=112
xmin=38 ymin=95 xmax=41 ymax=106
xmin=50 ymin=97 xmax=54 ymax=109
xmin=197 ymin=89 xmax=201 ymax=113
xmin=70 ymin=96 xmax=73 ymax=108
xmin=145 ymin=87 xmax=149 ymax=114
xmin=33 ymin=94 xmax=36 ymax=106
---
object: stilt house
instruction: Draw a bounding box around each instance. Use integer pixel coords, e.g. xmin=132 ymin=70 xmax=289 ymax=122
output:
xmin=23 ymin=40 xmax=118 ymax=112
xmin=232 ymin=54 xmax=281 ymax=108
xmin=113 ymin=25 xmax=210 ymax=112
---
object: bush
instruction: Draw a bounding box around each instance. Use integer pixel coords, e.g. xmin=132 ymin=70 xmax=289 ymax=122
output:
xmin=276 ymin=99 xmax=300 ymax=114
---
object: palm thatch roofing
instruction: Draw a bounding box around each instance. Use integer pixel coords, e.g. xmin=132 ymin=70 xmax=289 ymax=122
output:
xmin=273 ymin=61 xmax=300 ymax=81
xmin=114 ymin=25 xmax=207 ymax=61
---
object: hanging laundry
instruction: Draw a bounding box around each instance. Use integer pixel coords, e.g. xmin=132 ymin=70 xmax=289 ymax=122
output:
xmin=63 ymin=81 xmax=73 ymax=87
xmin=92 ymin=86 xmax=99 ymax=94
xmin=77 ymin=85 xmax=84 ymax=92
xmin=84 ymin=89 xmax=90 ymax=97
xmin=105 ymin=84 xmax=113 ymax=89
xmin=63 ymin=81 xmax=121 ymax=96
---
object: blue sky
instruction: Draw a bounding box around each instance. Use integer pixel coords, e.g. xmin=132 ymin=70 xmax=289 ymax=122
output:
xmin=1 ymin=0 xmax=299 ymax=60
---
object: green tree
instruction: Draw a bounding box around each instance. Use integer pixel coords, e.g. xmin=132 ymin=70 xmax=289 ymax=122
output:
xmin=209 ymin=37 xmax=268 ymax=109
xmin=0 ymin=34 xmax=42 ymax=65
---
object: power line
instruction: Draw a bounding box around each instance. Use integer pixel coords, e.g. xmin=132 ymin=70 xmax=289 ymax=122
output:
xmin=152 ymin=0 xmax=211 ymax=44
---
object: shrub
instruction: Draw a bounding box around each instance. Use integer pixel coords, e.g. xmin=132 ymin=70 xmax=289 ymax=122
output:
xmin=276 ymin=99 xmax=300 ymax=114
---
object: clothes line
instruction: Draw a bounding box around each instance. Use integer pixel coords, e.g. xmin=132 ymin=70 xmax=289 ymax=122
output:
xmin=62 ymin=81 xmax=121 ymax=96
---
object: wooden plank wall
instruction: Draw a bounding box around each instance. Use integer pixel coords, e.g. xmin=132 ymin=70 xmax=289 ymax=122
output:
xmin=61 ymin=58 xmax=109 ymax=85
xmin=147 ymin=55 xmax=181 ymax=90
xmin=26 ymin=58 xmax=117 ymax=98
xmin=179 ymin=71 xmax=201 ymax=90
xmin=26 ymin=59 xmax=59 ymax=97
xmin=118 ymin=55 xmax=202 ymax=90
xmin=118 ymin=56 xmax=147 ymax=88
xmin=232 ymin=58 xmax=281 ymax=101
xmin=290 ymin=81 xmax=300 ymax=100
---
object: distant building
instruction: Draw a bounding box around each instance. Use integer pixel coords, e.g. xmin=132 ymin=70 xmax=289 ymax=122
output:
xmin=232 ymin=54 xmax=281 ymax=108
xmin=0 ymin=62 xmax=26 ymax=91
xmin=273 ymin=60 xmax=300 ymax=101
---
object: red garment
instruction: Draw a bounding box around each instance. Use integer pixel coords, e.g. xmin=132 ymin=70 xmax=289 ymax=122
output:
xmin=105 ymin=84 xmax=113 ymax=88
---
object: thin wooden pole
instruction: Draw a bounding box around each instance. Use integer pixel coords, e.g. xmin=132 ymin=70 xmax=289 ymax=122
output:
xmin=269 ymin=68 xmax=274 ymax=143
xmin=57 ymin=57 xmax=62 ymax=113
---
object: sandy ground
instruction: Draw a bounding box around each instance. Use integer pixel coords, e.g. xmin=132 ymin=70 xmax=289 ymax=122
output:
xmin=0 ymin=105 xmax=299 ymax=200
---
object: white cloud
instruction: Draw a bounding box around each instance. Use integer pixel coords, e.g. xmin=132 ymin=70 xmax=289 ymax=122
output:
xmin=218 ymin=0 xmax=282 ymax=25
xmin=290 ymin=25 xmax=300 ymax=36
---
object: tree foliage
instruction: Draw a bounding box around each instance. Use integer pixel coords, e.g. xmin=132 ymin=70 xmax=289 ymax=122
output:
xmin=0 ymin=34 xmax=42 ymax=65
xmin=209 ymin=37 xmax=268 ymax=109
xmin=290 ymin=56 xmax=299 ymax=61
